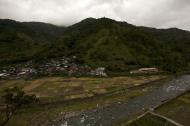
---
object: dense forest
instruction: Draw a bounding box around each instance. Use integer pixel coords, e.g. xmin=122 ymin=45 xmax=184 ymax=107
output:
xmin=0 ymin=17 xmax=190 ymax=73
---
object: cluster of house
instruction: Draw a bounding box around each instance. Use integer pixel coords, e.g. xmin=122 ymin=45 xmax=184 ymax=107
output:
xmin=0 ymin=57 xmax=107 ymax=79
xmin=0 ymin=67 xmax=37 ymax=79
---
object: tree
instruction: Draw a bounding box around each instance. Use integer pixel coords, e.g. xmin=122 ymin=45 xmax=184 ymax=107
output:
xmin=1 ymin=87 xmax=38 ymax=126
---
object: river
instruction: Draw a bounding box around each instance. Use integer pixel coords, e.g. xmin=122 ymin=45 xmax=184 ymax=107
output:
xmin=56 ymin=75 xmax=190 ymax=126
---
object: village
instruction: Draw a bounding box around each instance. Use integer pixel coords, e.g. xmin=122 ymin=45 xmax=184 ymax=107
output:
xmin=0 ymin=56 xmax=107 ymax=79
xmin=0 ymin=55 xmax=160 ymax=80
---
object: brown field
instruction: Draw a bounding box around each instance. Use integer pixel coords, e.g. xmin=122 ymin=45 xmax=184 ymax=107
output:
xmin=0 ymin=75 xmax=165 ymax=101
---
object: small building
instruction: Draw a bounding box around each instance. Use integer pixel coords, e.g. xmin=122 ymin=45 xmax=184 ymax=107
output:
xmin=18 ymin=71 xmax=27 ymax=76
xmin=0 ymin=73 xmax=9 ymax=78
xmin=92 ymin=67 xmax=107 ymax=77
xmin=17 ymin=68 xmax=37 ymax=77
xmin=130 ymin=67 xmax=158 ymax=74
xmin=139 ymin=68 xmax=158 ymax=72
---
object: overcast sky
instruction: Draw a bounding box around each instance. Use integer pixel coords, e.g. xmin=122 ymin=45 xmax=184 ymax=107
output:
xmin=0 ymin=0 xmax=190 ymax=30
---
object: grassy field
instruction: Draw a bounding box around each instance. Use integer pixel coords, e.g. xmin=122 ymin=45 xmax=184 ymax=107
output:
xmin=0 ymin=75 xmax=167 ymax=126
xmin=156 ymin=91 xmax=190 ymax=126
xmin=0 ymin=75 xmax=165 ymax=101
xmin=117 ymin=113 xmax=175 ymax=126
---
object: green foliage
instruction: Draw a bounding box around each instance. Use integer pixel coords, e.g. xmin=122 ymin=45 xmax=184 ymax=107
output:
xmin=126 ymin=113 xmax=175 ymax=126
xmin=2 ymin=87 xmax=38 ymax=107
xmin=1 ymin=87 xmax=38 ymax=126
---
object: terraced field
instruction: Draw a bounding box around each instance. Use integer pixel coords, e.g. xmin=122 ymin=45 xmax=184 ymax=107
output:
xmin=156 ymin=91 xmax=190 ymax=126
xmin=0 ymin=75 xmax=165 ymax=101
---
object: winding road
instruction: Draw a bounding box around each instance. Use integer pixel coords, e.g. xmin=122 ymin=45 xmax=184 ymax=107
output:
xmin=56 ymin=75 xmax=190 ymax=126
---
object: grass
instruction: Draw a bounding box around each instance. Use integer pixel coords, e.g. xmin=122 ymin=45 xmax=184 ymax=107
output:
xmin=117 ymin=113 xmax=175 ymax=126
xmin=156 ymin=91 xmax=190 ymax=126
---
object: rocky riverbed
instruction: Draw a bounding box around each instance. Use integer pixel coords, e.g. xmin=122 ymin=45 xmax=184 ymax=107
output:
xmin=55 ymin=75 xmax=190 ymax=126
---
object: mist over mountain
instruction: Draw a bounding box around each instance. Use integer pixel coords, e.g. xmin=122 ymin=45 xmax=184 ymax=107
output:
xmin=0 ymin=17 xmax=190 ymax=72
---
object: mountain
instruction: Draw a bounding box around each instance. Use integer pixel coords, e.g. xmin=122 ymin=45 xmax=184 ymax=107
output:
xmin=0 ymin=19 xmax=65 ymax=64
xmin=0 ymin=18 xmax=190 ymax=73
xmin=55 ymin=17 xmax=190 ymax=72
xmin=0 ymin=19 xmax=65 ymax=42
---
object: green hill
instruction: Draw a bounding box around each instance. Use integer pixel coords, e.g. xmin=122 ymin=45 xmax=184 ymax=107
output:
xmin=55 ymin=18 xmax=190 ymax=72
xmin=0 ymin=18 xmax=190 ymax=73
xmin=0 ymin=19 xmax=65 ymax=64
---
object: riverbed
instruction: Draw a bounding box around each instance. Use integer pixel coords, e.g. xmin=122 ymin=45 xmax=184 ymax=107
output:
xmin=56 ymin=75 xmax=190 ymax=126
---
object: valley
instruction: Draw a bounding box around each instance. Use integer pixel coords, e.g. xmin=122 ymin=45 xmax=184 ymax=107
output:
xmin=0 ymin=17 xmax=190 ymax=126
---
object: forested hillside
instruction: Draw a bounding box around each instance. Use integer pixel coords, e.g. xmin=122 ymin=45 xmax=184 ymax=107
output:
xmin=0 ymin=18 xmax=190 ymax=73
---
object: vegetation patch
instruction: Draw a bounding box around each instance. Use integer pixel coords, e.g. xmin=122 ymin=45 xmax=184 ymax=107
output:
xmin=156 ymin=91 xmax=190 ymax=126
xmin=117 ymin=113 xmax=176 ymax=126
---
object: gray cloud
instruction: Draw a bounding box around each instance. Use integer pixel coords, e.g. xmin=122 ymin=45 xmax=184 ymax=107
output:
xmin=0 ymin=0 xmax=190 ymax=30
